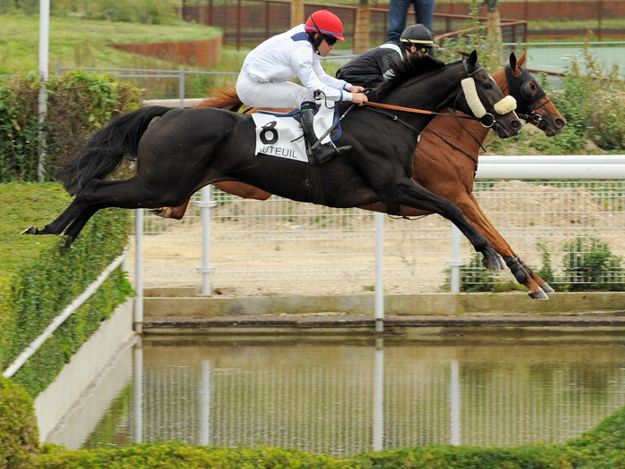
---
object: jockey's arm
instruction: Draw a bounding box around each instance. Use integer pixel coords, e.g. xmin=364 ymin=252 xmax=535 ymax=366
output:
xmin=291 ymin=49 xmax=361 ymax=103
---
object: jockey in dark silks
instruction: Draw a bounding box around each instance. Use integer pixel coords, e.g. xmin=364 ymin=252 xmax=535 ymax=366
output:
xmin=336 ymin=24 xmax=436 ymax=89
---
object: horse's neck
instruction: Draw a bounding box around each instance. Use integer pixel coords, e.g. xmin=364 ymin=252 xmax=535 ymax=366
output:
xmin=385 ymin=62 xmax=465 ymax=111
xmin=426 ymin=113 xmax=490 ymax=159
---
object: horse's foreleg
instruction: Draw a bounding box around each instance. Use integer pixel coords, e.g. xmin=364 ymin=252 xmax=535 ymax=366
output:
xmin=385 ymin=179 xmax=502 ymax=271
xmin=457 ymin=193 xmax=550 ymax=300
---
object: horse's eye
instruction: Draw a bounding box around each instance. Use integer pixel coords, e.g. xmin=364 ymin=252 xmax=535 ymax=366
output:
xmin=484 ymin=82 xmax=493 ymax=90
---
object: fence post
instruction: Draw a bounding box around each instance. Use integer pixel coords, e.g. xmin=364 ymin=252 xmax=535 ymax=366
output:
xmin=198 ymin=186 xmax=217 ymax=296
xmin=179 ymin=70 xmax=186 ymax=108
xmin=447 ymin=225 xmax=466 ymax=293
xmin=37 ymin=0 xmax=50 ymax=182
xmin=374 ymin=212 xmax=384 ymax=332
xmin=237 ymin=0 xmax=241 ymax=51
xmin=134 ymin=209 xmax=144 ymax=334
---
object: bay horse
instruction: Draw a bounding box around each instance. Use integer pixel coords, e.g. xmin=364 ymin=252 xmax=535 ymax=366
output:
xmin=156 ymin=51 xmax=566 ymax=300
xmin=23 ymin=51 xmax=523 ymax=273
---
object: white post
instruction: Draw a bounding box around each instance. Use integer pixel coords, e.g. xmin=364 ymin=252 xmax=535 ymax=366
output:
xmin=446 ymin=226 xmax=466 ymax=293
xmin=37 ymin=0 xmax=50 ymax=181
xmin=198 ymin=187 xmax=216 ymax=296
xmin=373 ymin=338 xmax=384 ymax=451
xmin=450 ymin=360 xmax=461 ymax=446
xmin=134 ymin=209 xmax=144 ymax=333
xmin=374 ymin=212 xmax=384 ymax=332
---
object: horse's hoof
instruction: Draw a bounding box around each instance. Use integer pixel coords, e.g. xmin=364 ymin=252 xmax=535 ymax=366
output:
xmin=529 ymin=289 xmax=549 ymax=300
xmin=482 ymin=256 xmax=503 ymax=272
xmin=21 ymin=225 xmax=38 ymax=235
xmin=539 ymin=283 xmax=555 ymax=294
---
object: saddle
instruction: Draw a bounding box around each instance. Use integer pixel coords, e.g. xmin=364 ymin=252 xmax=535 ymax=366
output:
xmin=252 ymin=106 xmax=342 ymax=163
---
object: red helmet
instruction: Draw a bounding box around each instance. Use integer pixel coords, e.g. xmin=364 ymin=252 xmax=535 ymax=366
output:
xmin=304 ymin=10 xmax=345 ymax=41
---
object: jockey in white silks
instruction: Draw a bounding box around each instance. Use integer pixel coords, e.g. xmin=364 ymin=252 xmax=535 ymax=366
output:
xmin=236 ymin=9 xmax=368 ymax=164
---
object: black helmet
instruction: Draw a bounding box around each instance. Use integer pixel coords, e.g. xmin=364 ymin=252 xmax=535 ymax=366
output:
xmin=400 ymin=24 xmax=435 ymax=48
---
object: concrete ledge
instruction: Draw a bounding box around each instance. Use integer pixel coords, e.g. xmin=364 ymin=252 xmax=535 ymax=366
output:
xmin=34 ymin=300 xmax=136 ymax=442
xmin=144 ymin=313 xmax=625 ymax=336
xmin=143 ymin=291 xmax=625 ymax=318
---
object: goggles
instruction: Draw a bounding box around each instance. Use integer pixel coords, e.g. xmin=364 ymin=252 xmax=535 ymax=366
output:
xmin=323 ymin=34 xmax=337 ymax=46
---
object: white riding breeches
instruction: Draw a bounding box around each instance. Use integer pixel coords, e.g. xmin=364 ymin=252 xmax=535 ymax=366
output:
xmin=236 ymin=72 xmax=315 ymax=109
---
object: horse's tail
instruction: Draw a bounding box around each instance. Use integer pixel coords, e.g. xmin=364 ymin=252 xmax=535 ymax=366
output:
xmin=57 ymin=106 xmax=172 ymax=195
xmin=194 ymin=88 xmax=244 ymax=112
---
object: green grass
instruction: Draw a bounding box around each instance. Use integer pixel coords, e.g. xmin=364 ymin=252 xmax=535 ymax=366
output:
xmin=0 ymin=14 xmax=221 ymax=75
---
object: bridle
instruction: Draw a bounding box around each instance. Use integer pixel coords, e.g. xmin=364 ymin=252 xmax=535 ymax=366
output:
xmin=363 ymin=57 xmax=504 ymax=133
xmin=505 ymin=64 xmax=550 ymax=128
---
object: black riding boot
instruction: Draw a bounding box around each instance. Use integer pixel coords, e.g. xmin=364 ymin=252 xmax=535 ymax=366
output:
xmin=300 ymin=101 xmax=351 ymax=164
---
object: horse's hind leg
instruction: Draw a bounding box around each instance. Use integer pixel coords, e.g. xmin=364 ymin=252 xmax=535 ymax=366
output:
xmin=24 ymin=195 xmax=90 ymax=236
xmin=63 ymin=206 xmax=100 ymax=240
xmin=27 ymin=176 xmax=176 ymax=240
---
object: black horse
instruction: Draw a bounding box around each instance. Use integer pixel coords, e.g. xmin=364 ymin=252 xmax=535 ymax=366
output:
xmin=24 ymin=51 xmax=522 ymax=271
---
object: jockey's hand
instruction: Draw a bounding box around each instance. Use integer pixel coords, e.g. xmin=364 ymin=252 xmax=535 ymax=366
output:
xmin=351 ymin=92 xmax=368 ymax=106
xmin=350 ymin=85 xmax=366 ymax=94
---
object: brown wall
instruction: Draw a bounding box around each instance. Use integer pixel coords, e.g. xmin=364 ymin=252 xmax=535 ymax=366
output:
xmin=111 ymin=38 xmax=222 ymax=68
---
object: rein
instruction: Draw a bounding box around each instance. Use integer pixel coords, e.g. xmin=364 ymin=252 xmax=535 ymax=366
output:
xmin=364 ymin=101 xmax=485 ymax=121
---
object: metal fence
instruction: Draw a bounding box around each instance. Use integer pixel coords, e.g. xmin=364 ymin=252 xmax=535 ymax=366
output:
xmin=181 ymin=1 xmax=528 ymax=50
xmin=127 ymin=172 xmax=625 ymax=296
xmin=56 ymin=41 xmax=625 ymax=102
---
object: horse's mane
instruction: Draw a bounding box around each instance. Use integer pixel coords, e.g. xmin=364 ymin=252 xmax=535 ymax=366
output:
xmin=369 ymin=54 xmax=448 ymax=102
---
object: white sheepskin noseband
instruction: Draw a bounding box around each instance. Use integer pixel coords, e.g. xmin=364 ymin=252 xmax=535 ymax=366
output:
xmin=462 ymin=78 xmax=518 ymax=117
xmin=461 ymin=78 xmax=486 ymax=118
xmin=494 ymin=95 xmax=517 ymax=115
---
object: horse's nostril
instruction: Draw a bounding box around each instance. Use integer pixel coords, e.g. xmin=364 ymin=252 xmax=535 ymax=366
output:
xmin=556 ymin=118 xmax=566 ymax=128
xmin=513 ymin=120 xmax=522 ymax=129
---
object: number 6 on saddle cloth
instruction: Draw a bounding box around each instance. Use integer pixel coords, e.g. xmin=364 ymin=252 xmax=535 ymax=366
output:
xmin=252 ymin=104 xmax=340 ymax=163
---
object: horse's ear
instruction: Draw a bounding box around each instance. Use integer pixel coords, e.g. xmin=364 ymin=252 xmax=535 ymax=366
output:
xmin=469 ymin=50 xmax=478 ymax=68
xmin=517 ymin=50 xmax=527 ymax=66
xmin=509 ymin=52 xmax=518 ymax=71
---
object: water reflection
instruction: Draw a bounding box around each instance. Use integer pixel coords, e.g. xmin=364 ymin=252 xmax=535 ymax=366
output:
xmin=51 ymin=332 xmax=625 ymax=456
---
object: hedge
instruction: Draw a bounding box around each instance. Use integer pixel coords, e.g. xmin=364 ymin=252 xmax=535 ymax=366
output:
xmin=0 ymin=377 xmax=39 ymax=469
xmin=0 ymin=71 xmax=142 ymax=183
xmin=0 ymin=183 xmax=132 ymax=397
xmin=26 ymin=401 xmax=625 ymax=468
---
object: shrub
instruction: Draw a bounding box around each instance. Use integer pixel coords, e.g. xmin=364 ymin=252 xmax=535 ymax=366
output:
xmin=0 ymin=377 xmax=39 ymax=469
xmin=562 ymin=236 xmax=625 ymax=291
xmin=0 ymin=72 xmax=142 ymax=183
xmin=443 ymin=253 xmax=522 ymax=293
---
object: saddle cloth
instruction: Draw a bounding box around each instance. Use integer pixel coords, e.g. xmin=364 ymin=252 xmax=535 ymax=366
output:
xmin=252 ymin=104 xmax=340 ymax=163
